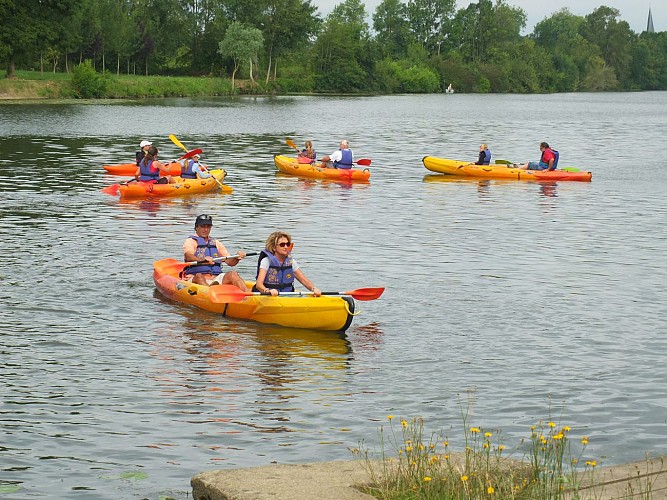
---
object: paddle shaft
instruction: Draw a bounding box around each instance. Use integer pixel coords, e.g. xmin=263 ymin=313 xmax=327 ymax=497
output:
xmin=185 ymin=252 xmax=258 ymax=268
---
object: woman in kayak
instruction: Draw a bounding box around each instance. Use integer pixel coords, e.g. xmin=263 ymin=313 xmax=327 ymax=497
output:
xmin=135 ymin=146 xmax=173 ymax=184
xmin=253 ymin=231 xmax=321 ymax=297
xmin=297 ymin=140 xmax=316 ymax=161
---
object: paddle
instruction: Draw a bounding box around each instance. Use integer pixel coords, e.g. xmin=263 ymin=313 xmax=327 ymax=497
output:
xmin=178 ymin=148 xmax=203 ymax=160
xmin=169 ymin=134 xmax=228 ymax=191
xmin=286 ymin=138 xmax=299 ymax=152
xmin=495 ymin=158 xmax=580 ymax=172
xmin=209 ymin=285 xmax=385 ymax=303
xmin=101 ymin=178 xmax=139 ymax=195
xmin=156 ymin=253 xmax=259 ymax=275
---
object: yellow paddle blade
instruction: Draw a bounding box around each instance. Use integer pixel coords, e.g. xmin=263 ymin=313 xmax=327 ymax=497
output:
xmin=285 ymin=138 xmax=298 ymax=151
xmin=169 ymin=134 xmax=188 ymax=152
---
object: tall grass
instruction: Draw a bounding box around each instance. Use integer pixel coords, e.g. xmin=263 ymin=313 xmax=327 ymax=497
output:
xmin=351 ymin=401 xmax=603 ymax=499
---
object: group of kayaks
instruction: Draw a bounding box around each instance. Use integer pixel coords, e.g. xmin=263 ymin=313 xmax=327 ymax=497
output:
xmin=100 ymin=138 xmax=592 ymax=332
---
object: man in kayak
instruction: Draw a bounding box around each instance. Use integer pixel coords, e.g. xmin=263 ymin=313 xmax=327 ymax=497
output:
xmin=474 ymin=143 xmax=491 ymax=165
xmin=253 ymin=231 xmax=321 ymax=297
xmin=320 ymin=140 xmax=354 ymax=169
xmin=136 ymin=140 xmax=152 ymax=166
xmin=518 ymin=142 xmax=559 ymax=170
xmin=183 ymin=214 xmax=249 ymax=289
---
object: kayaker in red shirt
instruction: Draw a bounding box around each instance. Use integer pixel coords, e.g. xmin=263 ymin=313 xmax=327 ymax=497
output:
xmin=519 ymin=142 xmax=558 ymax=170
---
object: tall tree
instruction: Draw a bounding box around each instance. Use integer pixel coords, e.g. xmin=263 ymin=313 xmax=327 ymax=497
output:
xmin=312 ymin=0 xmax=373 ymax=92
xmin=218 ymin=21 xmax=264 ymax=91
xmin=260 ymin=0 xmax=320 ymax=84
xmin=406 ymin=0 xmax=455 ymax=56
xmin=0 ymin=0 xmax=79 ymax=78
xmin=579 ymin=6 xmax=635 ymax=87
xmin=373 ymin=0 xmax=412 ymax=59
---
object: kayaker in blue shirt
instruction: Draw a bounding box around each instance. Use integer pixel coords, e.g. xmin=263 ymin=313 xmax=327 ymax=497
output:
xmin=320 ymin=140 xmax=354 ymax=169
xmin=253 ymin=231 xmax=321 ymax=297
xmin=180 ymin=154 xmax=212 ymax=179
xmin=474 ymin=143 xmax=491 ymax=165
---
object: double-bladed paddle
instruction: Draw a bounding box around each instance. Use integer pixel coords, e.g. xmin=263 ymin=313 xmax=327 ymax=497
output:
xmin=209 ymin=285 xmax=385 ymax=304
xmin=155 ymin=253 xmax=259 ymax=276
xmin=169 ymin=134 xmax=228 ymax=191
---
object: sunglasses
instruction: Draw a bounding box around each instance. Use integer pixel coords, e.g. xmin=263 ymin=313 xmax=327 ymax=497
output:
xmin=277 ymin=242 xmax=291 ymax=248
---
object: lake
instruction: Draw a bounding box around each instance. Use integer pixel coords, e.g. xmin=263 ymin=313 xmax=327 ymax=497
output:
xmin=1 ymin=92 xmax=666 ymax=499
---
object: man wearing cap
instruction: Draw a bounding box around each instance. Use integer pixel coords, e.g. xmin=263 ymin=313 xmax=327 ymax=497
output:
xmin=183 ymin=215 xmax=248 ymax=289
xmin=136 ymin=140 xmax=153 ymax=166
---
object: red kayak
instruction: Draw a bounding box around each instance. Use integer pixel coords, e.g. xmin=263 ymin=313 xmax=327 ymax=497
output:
xmin=103 ymin=162 xmax=182 ymax=176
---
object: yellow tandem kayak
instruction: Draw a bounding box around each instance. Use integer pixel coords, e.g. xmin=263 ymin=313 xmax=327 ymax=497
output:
xmin=422 ymin=156 xmax=592 ymax=182
xmin=153 ymin=258 xmax=357 ymax=331
xmin=274 ymin=155 xmax=371 ymax=182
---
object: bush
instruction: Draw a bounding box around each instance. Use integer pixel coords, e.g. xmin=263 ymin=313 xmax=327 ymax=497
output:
xmin=71 ymin=60 xmax=109 ymax=98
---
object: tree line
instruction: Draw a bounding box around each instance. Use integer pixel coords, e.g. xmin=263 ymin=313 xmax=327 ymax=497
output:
xmin=2 ymin=0 xmax=666 ymax=93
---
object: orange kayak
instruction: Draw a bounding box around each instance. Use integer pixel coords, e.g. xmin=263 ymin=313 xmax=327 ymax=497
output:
xmin=274 ymin=155 xmax=371 ymax=182
xmin=422 ymin=156 xmax=592 ymax=182
xmin=101 ymin=169 xmax=232 ymax=198
xmin=103 ymin=162 xmax=182 ymax=176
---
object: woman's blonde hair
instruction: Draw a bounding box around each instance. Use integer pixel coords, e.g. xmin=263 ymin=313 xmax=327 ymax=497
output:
xmin=265 ymin=231 xmax=292 ymax=253
xmin=480 ymin=143 xmax=487 ymax=150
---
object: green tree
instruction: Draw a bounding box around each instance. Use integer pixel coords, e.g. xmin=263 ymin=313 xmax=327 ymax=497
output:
xmin=218 ymin=22 xmax=264 ymax=91
xmin=579 ymin=6 xmax=635 ymax=87
xmin=373 ymin=0 xmax=412 ymax=59
xmin=312 ymin=0 xmax=374 ymax=92
xmin=260 ymin=0 xmax=320 ymax=85
xmin=407 ymin=0 xmax=455 ymax=56
xmin=0 ymin=0 xmax=79 ymax=78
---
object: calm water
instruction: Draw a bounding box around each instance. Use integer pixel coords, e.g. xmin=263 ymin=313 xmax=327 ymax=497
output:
xmin=1 ymin=93 xmax=666 ymax=499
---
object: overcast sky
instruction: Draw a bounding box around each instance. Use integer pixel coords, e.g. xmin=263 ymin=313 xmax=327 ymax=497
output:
xmin=310 ymin=0 xmax=662 ymax=35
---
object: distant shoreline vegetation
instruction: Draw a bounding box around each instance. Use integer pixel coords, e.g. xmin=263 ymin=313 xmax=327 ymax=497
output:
xmin=2 ymin=1 xmax=666 ymax=97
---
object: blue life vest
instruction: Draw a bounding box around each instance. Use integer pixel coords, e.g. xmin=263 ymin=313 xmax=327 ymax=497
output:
xmin=139 ymin=157 xmax=159 ymax=181
xmin=333 ymin=149 xmax=353 ymax=169
xmin=482 ymin=149 xmax=491 ymax=165
xmin=181 ymin=159 xmax=197 ymax=179
xmin=256 ymin=250 xmax=295 ymax=291
xmin=187 ymin=236 xmax=222 ymax=275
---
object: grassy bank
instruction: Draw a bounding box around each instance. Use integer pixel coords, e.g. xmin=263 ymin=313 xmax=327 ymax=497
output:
xmin=0 ymin=70 xmax=263 ymax=100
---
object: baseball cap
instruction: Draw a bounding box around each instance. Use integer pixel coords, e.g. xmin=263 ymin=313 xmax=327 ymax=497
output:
xmin=140 ymin=140 xmax=152 ymax=148
xmin=195 ymin=214 xmax=213 ymax=227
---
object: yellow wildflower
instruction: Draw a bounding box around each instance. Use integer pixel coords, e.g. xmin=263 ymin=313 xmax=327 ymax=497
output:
xmin=498 ymin=445 xmax=506 ymax=451
xmin=487 ymin=486 xmax=495 ymax=494
xmin=554 ymin=433 xmax=564 ymax=440
xmin=483 ymin=443 xmax=489 ymax=449
xmin=423 ymin=476 xmax=432 ymax=482
xmin=444 ymin=454 xmax=450 ymax=460
xmin=401 ymin=420 xmax=407 ymax=428
xmin=461 ymin=475 xmax=469 ymax=482
xmin=443 ymin=441 xmax=449 ymax=447
xmin=470 ymin=427 xmax=480 ymax=433
xmin=548 ymin=421 xmax=556 ymax=428
xmin=387 ymin=415 xmax=393 ymax=421
xmin=563 ymin=426 xmax=571 ymax=432
xmin=485 ymin=432 xmax=492 ymax=437
xmin=429 ymin=443 xmax=435 ymax=449
xmin=581 ymin=437 xmax=589 ymax=445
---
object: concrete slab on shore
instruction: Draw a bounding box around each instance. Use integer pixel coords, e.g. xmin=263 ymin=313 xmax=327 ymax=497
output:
xmin=192 ymin=456 xmax=667 ymax=500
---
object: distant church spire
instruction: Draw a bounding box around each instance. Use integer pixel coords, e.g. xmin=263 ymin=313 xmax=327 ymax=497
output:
xmin=647 ymin=7 xmax=655 ymax=33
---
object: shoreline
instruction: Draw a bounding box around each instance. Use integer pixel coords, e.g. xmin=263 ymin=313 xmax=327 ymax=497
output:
xmin=191 ymin=456 xmax=667 ymax=499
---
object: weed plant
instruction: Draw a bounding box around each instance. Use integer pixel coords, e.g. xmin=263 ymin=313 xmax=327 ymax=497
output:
xmin=351 ymin=403 xmax=601 ymax=499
